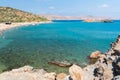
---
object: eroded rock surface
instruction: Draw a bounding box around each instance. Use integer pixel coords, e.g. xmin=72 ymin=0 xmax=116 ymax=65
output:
xmin=69 ymin=64 xmax=84 ymax=80
xmin=90 ymin=51 xmax=102 ymax=59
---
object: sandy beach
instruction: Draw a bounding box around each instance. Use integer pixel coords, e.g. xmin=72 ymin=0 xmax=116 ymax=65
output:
xmin=0 ymin=21 xmax=51 ymax=33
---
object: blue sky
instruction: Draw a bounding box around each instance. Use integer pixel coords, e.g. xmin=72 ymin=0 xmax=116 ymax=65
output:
xmin=0 ymin=0 xmax=120 ymax=17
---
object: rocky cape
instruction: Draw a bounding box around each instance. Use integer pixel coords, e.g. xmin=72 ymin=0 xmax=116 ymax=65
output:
xmin=0 ymin=35 xmax=120 ymax=80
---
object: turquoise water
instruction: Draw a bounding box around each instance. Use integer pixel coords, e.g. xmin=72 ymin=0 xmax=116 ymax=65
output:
xmin=0 ymin=21 xmax=120 ymax=73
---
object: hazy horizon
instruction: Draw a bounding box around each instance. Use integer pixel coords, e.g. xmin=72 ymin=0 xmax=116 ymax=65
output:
xmin=0 ymin=0 xmax=120 ymax=18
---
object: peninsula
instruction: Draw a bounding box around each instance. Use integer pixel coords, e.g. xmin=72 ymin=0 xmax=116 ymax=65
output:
xmin=0 ymin=7 xmax=50 ymax=32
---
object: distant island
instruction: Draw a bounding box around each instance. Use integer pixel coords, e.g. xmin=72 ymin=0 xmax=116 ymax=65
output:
xmin=40 ymin=14 xmax=115 ymax=23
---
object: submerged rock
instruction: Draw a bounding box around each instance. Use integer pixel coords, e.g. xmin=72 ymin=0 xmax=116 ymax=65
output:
xmin=48 ymin=61 xmax=72 ymax=67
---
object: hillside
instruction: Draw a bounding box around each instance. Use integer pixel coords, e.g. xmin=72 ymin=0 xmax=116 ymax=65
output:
xmin=0 ymin=7 xmax=48 ymax=22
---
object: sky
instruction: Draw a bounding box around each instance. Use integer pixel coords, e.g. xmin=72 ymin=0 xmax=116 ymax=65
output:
xmin=0 ymin=0 xmax=120 ymax=18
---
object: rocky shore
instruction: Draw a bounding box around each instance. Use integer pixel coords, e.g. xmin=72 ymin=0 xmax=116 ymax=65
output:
xmin=0 ymin=35 xmax=120 ymax=80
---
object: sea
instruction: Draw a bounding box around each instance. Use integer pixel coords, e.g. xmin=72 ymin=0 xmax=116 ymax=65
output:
xmin=0 ymin=20 xmax=120 ymax=73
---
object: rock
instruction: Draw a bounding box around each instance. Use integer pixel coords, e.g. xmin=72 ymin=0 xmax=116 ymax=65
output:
xmin=112 ymin=58 xmax=120 ymax=76
xmin=98 ymin=54 xmax=107 ymax=63
xmin=101 ymin=19 xmax=113 ymax=23
xmin=83 ymin=65 xmax=97 ymax=80
xmin=113 ymin=76 xmax=120 ymax=80
xmin=56 ymin=73 xmax=67 ymax=80
xmin=117 ymin=62 xmax=120 ymax=68
xmin=0 ymin=66 xmax=55 ymax=80
xmin=48 ymin=61 xmax=72 ymax=67
xmin=90 ymin=51 xmax=102 ymax=59
xmin=43 ymin=72 xmax=56 ymax=80
xmin=11 ymin=65 xmax=33 ymax=72
xmin=103 ymin=68 xmax=113 ymax=80
xmin=93 ymin=62 xmax=113 ymax=80
xmin=65 ymin=75 xmax=72 ymax=80
xmin=94 ymin=66 xmax=104 ymax=78
xmin=69 ymin=64 xmax=84 ymax=80
xmin=39 ymin=69 xmax=47 ymax=75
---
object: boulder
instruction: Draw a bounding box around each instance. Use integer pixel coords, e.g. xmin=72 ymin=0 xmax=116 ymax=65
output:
xmin=56 ymin=73 xmax=67 ymax=80
xmin=43 ymin=72 xmax=56 ymax=80
xmin=69 ymin=64 xmax=84 ymax=80
xmin=90 ymin=51 xmax=102 ymax=59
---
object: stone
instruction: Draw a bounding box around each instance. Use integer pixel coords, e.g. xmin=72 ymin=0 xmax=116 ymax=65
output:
xmin=48 ymin=61 xmax=72 ymax=67
xmin=0 ymin=66 xmax=56 ymax=80
xmin=83 ymin=65 xmax=97 ymax=80
xmin=43 ymin=72 xmax=56 ymax=80
xmin=90 ymin=51 xmax=102 ymax=59
xmin=11 ymin=65 xmax=33 ymax=72
xmin=56 ymin=73 xmax=67 ymax=80
xmin=94 ymin=66 xmax=104 ymax=78
xmin=69 ymin=64 xmax=84 ymax=80
xmin=103 ymin=68 xmax=113 ymax=80
xmin=39 ymin=69 xmax=47 ymax=75
xmin=98 ymin=54 xmax=107 ymax=63
xmin=117 ymin=62 xmax=120 ymax=68
xmin=113 ymin=76 xmax=120 ymax=80
xmin=65 ymin=75 xmax=72 ymax=80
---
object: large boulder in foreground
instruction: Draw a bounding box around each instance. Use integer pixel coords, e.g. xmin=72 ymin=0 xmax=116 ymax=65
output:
xmin=69 ymin=64 xmax=84 ymax=80
xmin=90 ymin=51 xmax=102 ymax=59
xmin=0 ymin=66 xmax=56 ymax=80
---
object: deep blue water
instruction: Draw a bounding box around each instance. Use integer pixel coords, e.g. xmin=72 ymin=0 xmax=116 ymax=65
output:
xmin=52 ymin=20 xmax=83 ymax=22
xmin=0 ymin=21 xmax=120 ymax=73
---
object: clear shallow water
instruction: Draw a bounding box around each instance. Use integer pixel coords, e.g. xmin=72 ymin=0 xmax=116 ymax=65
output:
xmin=0 ymin=21 xmax=120 ymax=73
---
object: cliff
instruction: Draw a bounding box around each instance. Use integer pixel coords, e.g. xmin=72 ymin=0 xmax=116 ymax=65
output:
xmin=0 ymin=7 xmax=48 ymax=22
xmin=0 ymin=35 xmax=120 ymax=80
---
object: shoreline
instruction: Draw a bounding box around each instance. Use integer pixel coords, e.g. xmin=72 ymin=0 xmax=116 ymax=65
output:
xmin=0 ymin=35 xmax=119 ymax=80
xmin=0 ymin=21 xmax=51 ymax=33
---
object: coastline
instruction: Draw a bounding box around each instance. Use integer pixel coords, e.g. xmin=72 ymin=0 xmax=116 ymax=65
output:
xmin=0 ymin=35 xmax=119 ymax=80
xmin=0 ymin=21 xmax=51 ymax=33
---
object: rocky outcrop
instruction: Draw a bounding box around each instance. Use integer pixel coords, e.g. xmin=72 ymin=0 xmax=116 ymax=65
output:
xmin=69 ymin=64 xmax=84 ymax=80
xmin=68 ymin=35 xmax=120 ymax=80
xmin=90 ymin=51 xmax=102 ymax=59
xmin=56 ymin=73 xmax=67 ymax=80
xmin=83 ymin=35 xmax=120 ymax=80
xmin=0 ymin=66 xmax=56 ymax=80
xmin=0 ymin=35 xmax=120 ymax=80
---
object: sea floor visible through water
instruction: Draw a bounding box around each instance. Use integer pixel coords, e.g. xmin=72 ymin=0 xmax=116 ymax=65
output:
xmin=0 ymin=20 xmax=120 ymax=73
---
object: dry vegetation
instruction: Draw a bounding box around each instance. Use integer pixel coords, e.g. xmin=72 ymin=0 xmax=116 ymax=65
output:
xmin=0 ymin=7 xmax=48 ymax=22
